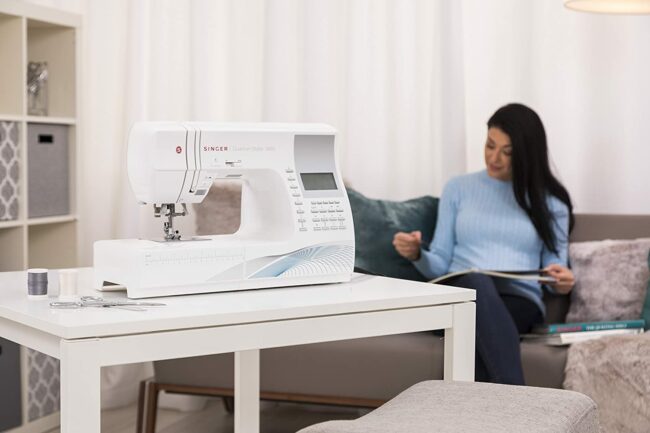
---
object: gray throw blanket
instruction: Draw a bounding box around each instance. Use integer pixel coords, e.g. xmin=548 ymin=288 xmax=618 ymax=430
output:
xmin=564 ymin=332 xmax=650 ymax=433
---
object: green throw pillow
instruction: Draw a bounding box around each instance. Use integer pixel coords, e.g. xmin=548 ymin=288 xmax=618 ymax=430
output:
xmin=347 ymin=188 xmax=439 ymax=282
xmin=642 ymin=251 xmax=650 ymax=330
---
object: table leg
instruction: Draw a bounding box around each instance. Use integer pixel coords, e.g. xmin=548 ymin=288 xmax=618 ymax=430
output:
xmin=235 ymin=349 xmax=260 ymax=433
xmin=444 ymin=302 xmax=476 ymax=381
xmin=60 ymin=340 xmax=101 ymax=432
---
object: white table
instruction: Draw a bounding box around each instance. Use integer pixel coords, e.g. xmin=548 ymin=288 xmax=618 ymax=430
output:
xmin=0 ymin=268 xmax=475 ymax=433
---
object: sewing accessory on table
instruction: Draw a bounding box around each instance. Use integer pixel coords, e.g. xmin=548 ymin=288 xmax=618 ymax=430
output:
xmin=58 ymin=268 xmax=79 ymax=300
xmin=50 ymin=296 xmax=166 ymax=311
xmin=27 ymin=268 xmax=48 ymax=299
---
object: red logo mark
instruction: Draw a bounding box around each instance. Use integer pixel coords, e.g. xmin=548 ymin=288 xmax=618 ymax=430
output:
xmin=176 ymin=146 xmax=182 ymax=154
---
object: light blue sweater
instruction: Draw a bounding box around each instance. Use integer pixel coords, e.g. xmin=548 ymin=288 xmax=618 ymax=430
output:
xmin=413 ymin=170 xmax=569 ymax=315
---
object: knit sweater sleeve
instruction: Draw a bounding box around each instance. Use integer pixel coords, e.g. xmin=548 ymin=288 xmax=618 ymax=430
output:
xmin=412 ymin=178 xmax=459 ymax=280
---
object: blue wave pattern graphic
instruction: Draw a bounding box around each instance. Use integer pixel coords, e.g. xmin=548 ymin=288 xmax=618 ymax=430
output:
xmin=250 ymin=244 xmax=354 ymax=279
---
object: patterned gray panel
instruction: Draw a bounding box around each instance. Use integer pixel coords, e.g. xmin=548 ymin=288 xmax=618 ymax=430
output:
xmin=27 ymin=349 xmax=60 ymax=421
xmin=0 ymin=122 xmax=19 ymax=221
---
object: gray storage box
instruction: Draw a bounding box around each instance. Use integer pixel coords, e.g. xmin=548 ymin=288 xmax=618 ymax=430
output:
xmin=28 ymin=123 xmax=70 ymax=218
xmin=0 ymin=338 xmax=22 ymax=431
xmin=0 ymin=121 xmax=20 ymax=221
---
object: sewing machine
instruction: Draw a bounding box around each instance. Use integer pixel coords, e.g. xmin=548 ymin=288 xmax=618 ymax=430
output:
xmin=93 ymin=122 xmax=355 ymax=298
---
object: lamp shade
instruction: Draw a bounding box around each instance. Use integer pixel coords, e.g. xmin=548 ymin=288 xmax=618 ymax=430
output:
xmin=564 ymin=0 xmax=650 ymax=14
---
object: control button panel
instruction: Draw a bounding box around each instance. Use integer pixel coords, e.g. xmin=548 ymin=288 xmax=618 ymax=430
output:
xmin=286 ymin=167 xmax=307 ymax=230
xmin=296 ymin=198 xmax=349 ymax=233
xmin=285 ymin=168 xmax=349 ymax=233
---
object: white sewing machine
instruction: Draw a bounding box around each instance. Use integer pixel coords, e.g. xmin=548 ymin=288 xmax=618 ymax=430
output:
xmin=93 ymin=122 xmax=355 ymax=298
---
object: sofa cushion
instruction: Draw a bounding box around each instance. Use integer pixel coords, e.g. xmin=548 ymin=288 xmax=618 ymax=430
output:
xmin=566 ymin=238 xmax=650 ymax=323
xmin=542 ymin=292 xmax=570 ymax=324
xmin=520 ymin=341 xmax=568 ymax=389
xmin=347 ymin=189 xmax=438 ymax=282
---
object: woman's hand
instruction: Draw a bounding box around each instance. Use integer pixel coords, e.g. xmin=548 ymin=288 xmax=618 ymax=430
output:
xmin=543 ymin=264 xmax=575 ymax=294
xmin=393 ymin=231 xmax=422 ymax=261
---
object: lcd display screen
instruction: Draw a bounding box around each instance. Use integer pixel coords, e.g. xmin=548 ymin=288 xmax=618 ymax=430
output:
xmin=300 ymin=172 xmax=338 ymax=191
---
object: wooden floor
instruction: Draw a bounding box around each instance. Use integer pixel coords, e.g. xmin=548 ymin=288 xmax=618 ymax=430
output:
xmin=45 ymin=399 xmax=366 ymax=433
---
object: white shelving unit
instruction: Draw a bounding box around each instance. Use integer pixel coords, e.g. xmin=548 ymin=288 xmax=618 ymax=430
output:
xmin=0 ymin=2 xmax=80 ymax=432
xmin=0 ymin=1 xmax=80 ymax=273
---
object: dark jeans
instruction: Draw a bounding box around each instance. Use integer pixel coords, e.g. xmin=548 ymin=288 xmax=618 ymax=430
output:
xmin=444 ymin=273 xmax=543 ymax=385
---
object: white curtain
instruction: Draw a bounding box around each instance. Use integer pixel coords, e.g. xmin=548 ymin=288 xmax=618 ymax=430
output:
xmin=100 ymin=0 xmax=468 ymax=245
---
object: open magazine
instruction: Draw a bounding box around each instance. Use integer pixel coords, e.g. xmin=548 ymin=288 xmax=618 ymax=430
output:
xmin=429 ymin=268 xmax=557 ymax=284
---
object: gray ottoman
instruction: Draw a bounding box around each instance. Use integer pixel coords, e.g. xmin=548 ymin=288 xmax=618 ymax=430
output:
xmin=298 ymin=381 xmax=600 ymax=433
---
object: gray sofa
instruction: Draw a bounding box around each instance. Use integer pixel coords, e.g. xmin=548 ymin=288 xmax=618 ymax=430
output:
xmin=137 ymin=185 xmax=650 ymax=432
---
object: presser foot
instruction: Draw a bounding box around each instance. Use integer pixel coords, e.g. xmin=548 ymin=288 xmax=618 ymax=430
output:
xmin=154 ymin=203 xmax=187 ymax=241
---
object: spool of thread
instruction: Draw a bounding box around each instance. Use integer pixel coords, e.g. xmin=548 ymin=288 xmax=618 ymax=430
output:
xmin=58 ymin=269 xmax=78 ymax=300
xmin=27 ymin=268 xmax=48 ymax=298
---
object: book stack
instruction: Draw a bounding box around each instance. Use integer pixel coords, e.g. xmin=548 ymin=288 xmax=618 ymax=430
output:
xmin=522 ymin=319 xmax=645 ymax=346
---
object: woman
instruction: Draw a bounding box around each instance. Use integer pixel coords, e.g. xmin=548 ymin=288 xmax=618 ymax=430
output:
xmin=393 ymin=103 xmax=575 ymax=385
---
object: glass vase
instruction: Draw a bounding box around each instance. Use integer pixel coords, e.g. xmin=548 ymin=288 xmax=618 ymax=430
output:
xmin=27 ymin=61 xmax=48 ymax=116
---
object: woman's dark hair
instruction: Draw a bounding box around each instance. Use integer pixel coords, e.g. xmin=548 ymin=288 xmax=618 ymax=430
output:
xmin=488 ymin=103 xmax=574 ymax=254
